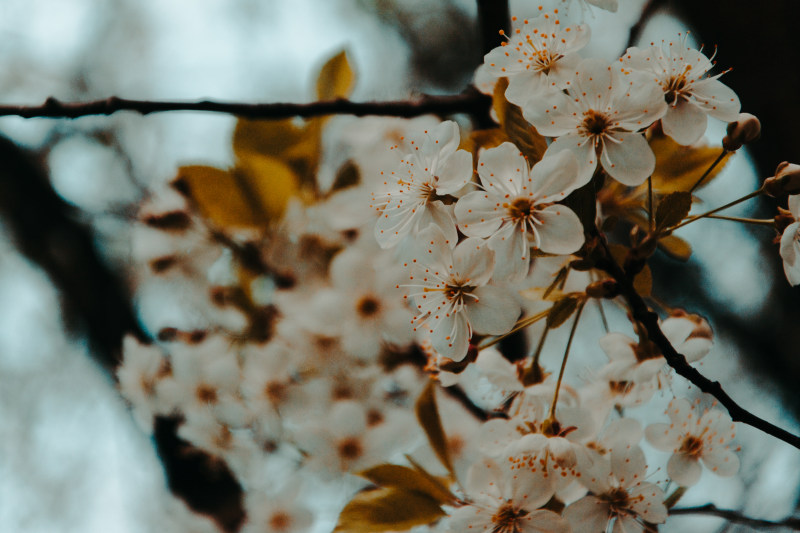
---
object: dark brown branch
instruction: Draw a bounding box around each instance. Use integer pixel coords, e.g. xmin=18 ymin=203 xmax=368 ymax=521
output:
xmin=476 ymin=0 xmax=511 ymax=56
xmin=592 ymin=229 xmax=800 ymax=451
xmin=0 ymin=92 xmax=491 ymax=121
xmin=670 ymin=504 xmax=800 ymax=530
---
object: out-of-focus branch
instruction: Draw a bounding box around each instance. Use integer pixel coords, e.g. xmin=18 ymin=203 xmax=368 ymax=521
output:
xmin=0 ymin=92 xmax=491 ymax=121
xmin=670 ymin=504 xmax=800 ymax=530
xmin=592 ymin=229 xmax=800 ymax=451
xmin=476 ymin=0 xmax=510 ymax=55
xmin=625 ymin=0 xmax=669 ymax=49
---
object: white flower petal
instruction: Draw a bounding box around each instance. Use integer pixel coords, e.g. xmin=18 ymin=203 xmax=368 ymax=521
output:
xmin=545 ymin=133 xmax=597 ymax=187
xmin=601 ymin=132 xmax=655 ymax=186
xmin=477 ymin=142 xmax=527 ymax=196
xmin=667 ymin=452 xmax=702 ymax=486
xmin=534 ymin=205 xmax=585 ymax=255
xmin=455 ymin=190 xmax=504 ymax=237
xmin=691 ymin=78 xmax=741 ymax=122
xmin=662 ymin=100 xmax=708 ymax=145
xmin=466 ymin=285 xmax=520 ymax=335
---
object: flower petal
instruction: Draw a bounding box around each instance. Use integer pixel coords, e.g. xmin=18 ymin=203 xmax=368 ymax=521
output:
xmin=601 ymin=132 xmax=655 ymax=186
xmin=667 ymin=452 xmax=702 ymax=486
xmin=534 ymin=205 xmax=585 ymax=255
xmin=662 ymin=100 xmax=708 ymax=145
xmin=466 ymin=285 xmax=520 ymax=335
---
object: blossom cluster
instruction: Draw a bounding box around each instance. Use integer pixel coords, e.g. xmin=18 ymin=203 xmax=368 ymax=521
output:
xmin=112 ymin=5 xmax=800 ymax=533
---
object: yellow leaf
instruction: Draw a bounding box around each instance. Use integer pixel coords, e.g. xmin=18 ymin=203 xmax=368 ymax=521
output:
xmin=547 ymin=293 xmax=583 ymax=329
xmin=317 ymin=50 xmax=355 ymax=101
xmin=173 ymin=165 xmax=263 ymax=229
xmin=358 ymin=464 xmax=455 ymax=505
xmin=415 ymin=381 xmax=454 ymax=478
xmin=236 ymin=154 xmax=300 ymax=221
xmin=658 ymin=234 xmax=692 ymax=261
xmin=233 ymin=118 xmax=307 ymax=160
xmin=634 ymin=263 xmax=653 ymax=297
xmin=334 ymin=487 xmax=445 ymax=533
xmin=649 ymin=132 xmax=729 ymax=193
xmin=492 ymin=78 xmax=547 ymax=165
xmin=655 ymin=191 xmax=692 ymax=231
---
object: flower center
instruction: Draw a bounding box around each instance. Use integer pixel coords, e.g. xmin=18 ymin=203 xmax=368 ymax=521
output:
xmin=664 ymin=68 xmax=692 ymax=105
xmin=507 ymin=197 xmax=534 ymax=219
xmin=582 ymin=109 xmax=611 ymax=137
xmin=337 ymin=437 xmax=364 ymax=461
xmin=196 ymin=384 xmax=218 ymax=403
xmin=526 ymin=45 xmax=563 ymax=74
xmin=356 ymin=295 xmax=381 ymax=317
xmin=491 ymin=502 xmax=529 ymax=533
xmin=679 ymin=435 xmax=705 ymax=458
xmin=601 ymin=487 xmax=631 ymax=513
xmin=268 ymin=511 xmax=293 ymax=532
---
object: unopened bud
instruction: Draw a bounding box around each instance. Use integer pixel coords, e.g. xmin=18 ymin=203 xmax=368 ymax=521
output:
xmin=764 ymin=162 xmax=800 ymax=197
xmin=586 ymin=279 xmax=620 ymax=299
xmin=722 ymin=113 xmax=761 ymax=151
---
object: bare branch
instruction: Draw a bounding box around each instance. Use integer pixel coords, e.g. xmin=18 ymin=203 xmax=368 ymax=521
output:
xmin=0 ymin=92 xmax=491 ymax=121
xmin=592 ymin=228 xmax=800 ymax=451
xmin=670 ymin=504 xmax=800 ymax=530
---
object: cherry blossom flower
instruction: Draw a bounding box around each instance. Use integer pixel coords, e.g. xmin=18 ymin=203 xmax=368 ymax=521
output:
xmin=455 ymin=145 xmax=585 ymax=281
xmin=780 ymin=195 xmax=800 ymax=286
xmin=521 ymin=58 xmax=667 ymax=186
xmin=308 ymin=245 xmax=414 ymax=360
xmin=372 ymin=120 xmax=472 ymax=248
xmin=481 ymin=10 xmax=590 ymax=103
xmin=591 ymin=313 xmax=713 ymax=408
xmin=443 ymin=457 xmax=569 ymax=533
xmin=402 ymin=225 xmax=520 ymax=361
xmin=645 ymin=398 xmax=740 ymax=486
xmin=622 ymin=35 xmax=740 ymax=145
xmin=564 ymin=445 xmax=666 ymax=533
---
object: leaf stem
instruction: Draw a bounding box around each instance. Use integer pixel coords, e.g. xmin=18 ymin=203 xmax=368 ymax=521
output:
xmin=704 ymin=214 xmax=775 ymax=226
xmin=689 ymin=150 xmax=729 ymax=193
xmin=547 ymin=301 xmax=585 ymax=421
xmin=478 ymin=308 xmax=550 ymax=351
xmin=670 ymin=187 xmax=764 ymax=231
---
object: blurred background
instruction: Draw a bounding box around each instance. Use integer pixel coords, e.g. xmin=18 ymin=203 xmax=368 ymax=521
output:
xmin=1 ymin=0 xmax=799 ymax=531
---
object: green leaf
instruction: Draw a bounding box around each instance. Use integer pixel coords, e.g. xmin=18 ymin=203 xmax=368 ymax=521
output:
xmin=334 ymin=487 xmax=446 ymax=533
xmin=358 ymin=464 xmax=455 ymax=505
xmin=317 ymin=50 xmax=355 ymax=101
xmin=655 ymin=191 xmax=692 ymax=231
xmin=415 ymin=381 xmax=454 ymax=478
xmin=492 ymin=78 xmax=547 ymax=165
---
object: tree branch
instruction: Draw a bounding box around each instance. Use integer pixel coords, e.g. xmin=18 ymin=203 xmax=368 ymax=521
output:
xmin=0 ymin=92 xmax=491 ymax=120
xmin=625 ymin=0 xmax=669 ymax=50
xmin=592 ymin=229 xmax=800 ymax=451
xmin=670 ymin=504 xmax=800 ymax=530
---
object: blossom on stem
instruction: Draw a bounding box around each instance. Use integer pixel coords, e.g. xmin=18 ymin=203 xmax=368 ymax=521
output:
xmin=564 ymin=445 xmax=666 ymax=533
xmin=622 ymin=35 xmax=740 ymax=145
xmin=372 ymin=120 xmax=472 ymax=248
xmin=521 ymin=58 xmax=667 ymax=186
xmin=443 ymin=457 xmax=569 ymax=533
xmin=645 ymin=398 xmax=740 ymax=486
xmin=480 ymin=10 xmax=590 ymax=102
xmin=455 ymin=145 xmax=585 ymax=281
xmin=402 ymin=225 xmax=520 ymax=361
xmin=780 ymin=195 xmax=800 ymax=286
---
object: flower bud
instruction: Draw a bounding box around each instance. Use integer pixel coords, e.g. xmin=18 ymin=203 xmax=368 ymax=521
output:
xmin=722 ymin=113 xmax=761 ymax=151
xmin=764 ymin=162 xmax=800 ymax=197
xmin=586 ymin=279 xmax=620 ymax=299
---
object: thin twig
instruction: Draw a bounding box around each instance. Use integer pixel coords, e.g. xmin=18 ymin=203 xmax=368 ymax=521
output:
xmin=626 ymin=0 xmax=668 ymax=50
xmin=0 ymin=93 xmax=491 ymax=120
xmin=592 ymin=228 xmax=800 ymax=451
xmin=670 ymin=504 xmax=800 ymax=530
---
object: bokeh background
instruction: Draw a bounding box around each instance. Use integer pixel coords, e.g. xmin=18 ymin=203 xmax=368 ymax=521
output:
xmin=1 ymin=0 xmax=799 ymax=531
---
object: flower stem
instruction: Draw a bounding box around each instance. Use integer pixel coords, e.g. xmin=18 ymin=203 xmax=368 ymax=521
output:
xmin=547 ymin=301 xmax=586 ymax=421
xmin=478 ymin=308 xmax=550 ymax=351
xmin=704 ymin=214 xmax=775 ymax=226
xmin=689 ymin=150 xmax=729 ymax=193
xmin=670 ymin=187 xmax=764 ymax=232
xmin=647 ymin=175 xmax=655 ymax=232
